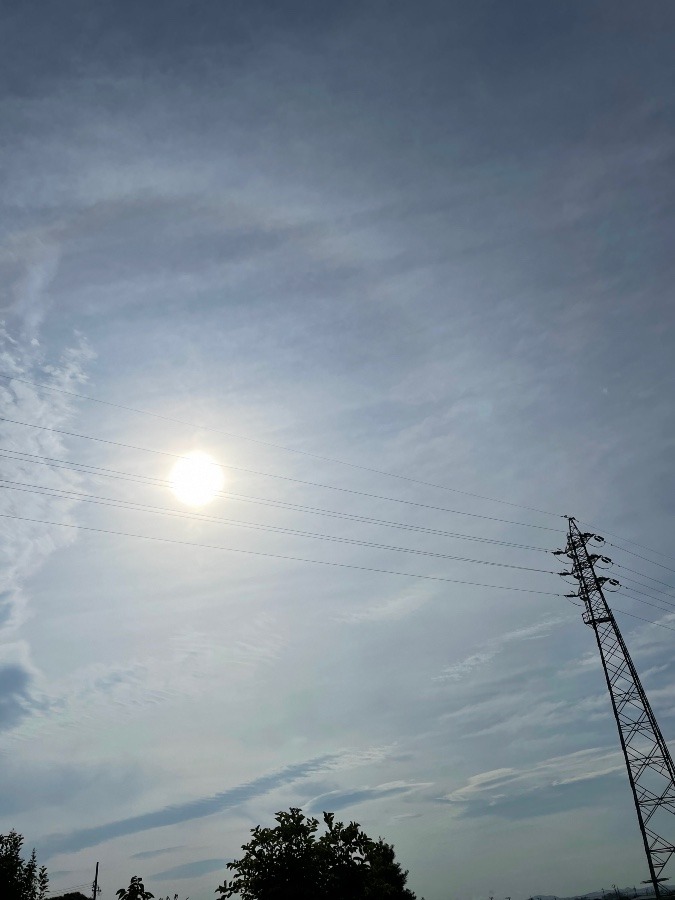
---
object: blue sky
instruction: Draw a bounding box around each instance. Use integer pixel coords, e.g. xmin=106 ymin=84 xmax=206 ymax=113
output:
xmin=1 ymin=3 xmax=675 ymax=899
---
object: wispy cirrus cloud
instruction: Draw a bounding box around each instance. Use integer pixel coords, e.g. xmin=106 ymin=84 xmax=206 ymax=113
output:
xmin=39 ymin=745 xmax=392 ymax=857
xmin=0 ymin=322 xmax=94 ymax=731
xmin=435 ymin=616 xmax=568 ymax=683
xmin=153 ymin=858 xmax=229 ymax=880
xmin=0 ymin=328 xmax=94 ymax=632
xmin=5 ymin=612 xmax=290 ymax=745
xmin=306 ymin=780 xmax=432 ymax=814
xmin=0 ymin=642 xmax=36 ymax=730
xmin=0 ymin=748 xmax=147 ymax=821
xmin=337 ymin=585 xmax=434 ymax=623
xmin=132 ymin=846 xmax=184 ymax=861
xmin=441 ymin=747 xmax=624 ymax=820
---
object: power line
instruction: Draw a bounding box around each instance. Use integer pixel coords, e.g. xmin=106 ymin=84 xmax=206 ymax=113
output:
xmin=0 ymin=371 xmax=559 ymax=517
xmin=618 ymin=591 xmax=675 ymax=617
xmin=0 ymin=447 xmax=558 ymax=541
xmin=560 ymin=572 xmax=675 ymax=625
xmin=620 ymin=587 xmax=675 ymax=614
xmin=0 ymin=446 xmax=167 ymax=486
xmin=0 ymin=453 xmax=556 ymax=554
xmin=611 ymin=607 xmax=675 ymax=634
xmin=45 ymin=883 xmax=90 ymax=896
xmin=0 ymin=479 xmax=556 ymax=573
xmin=614 ymin=563 xmax=675 ymax=593
xmin=615 ymin=573 xmax=675 ymax=604
xmin=0 ymin=510 xmax=561 ymax=594
xmin=0 ymin=417 xmax=561 ymax=531
xmin=580 ymin=518 xmax=675 ymax=565
xmin=607 ymin=542 xmax=675 ymax=577
xmin=575 ymin=560 xmax=675 ymax=610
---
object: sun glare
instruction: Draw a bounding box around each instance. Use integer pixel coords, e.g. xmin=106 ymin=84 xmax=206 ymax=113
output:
xmin=170 ymin=451 xmax=224 ymax=507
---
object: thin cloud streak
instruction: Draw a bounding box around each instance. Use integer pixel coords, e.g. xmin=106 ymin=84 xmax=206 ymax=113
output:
xmin=132 ymin=845 xmax=184 ymax=861
xmin=39 ymin=748 xmax=387 ymax=857
xmin=435 ymin=616 xmax=569 ymax=682
xmin=441 ymin=747 xmax=625 ymax=819
xmin=152 ymin=858 xmax=229 ymax=880
xmin=307 ymin=780 xmax=433 ymax=814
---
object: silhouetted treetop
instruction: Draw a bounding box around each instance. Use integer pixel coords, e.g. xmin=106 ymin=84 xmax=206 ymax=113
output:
xmin=216 ymin=807 xmax=417 ymax=900
xmin=49 ymin=893 xmax=89 ymax=900
xmin=0 ymin=830 xmax=49 ymax=900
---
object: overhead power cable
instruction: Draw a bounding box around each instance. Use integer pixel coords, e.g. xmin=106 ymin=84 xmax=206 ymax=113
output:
xmin=607 ymin=542 xmax=675 ymax=577
xmin=611 ymin=607 xmax=675 ymax=634
xmin=0 ymin=446 xmax=167 ymax=486
xmin=614 ymin=563 xmax=675 ymax=593
xmin=579 ymin=518 xmax=675 ymax=564
xmin=618 ymin=585 xmax=675 ymax=613
xmin=46 ymin=885 xmax=90 ymax=896
xmin=617 ymin=591 xmax=675 ymax=617
xmin=0 ymin=445 xmax=559 ymax=534
xmin=0 ymin=479 xmax=556 ymax=573
xmin=615 ymin=573 xmax=675 ymax=604
xmin=0 ymin=450 xmax=550 ymax=553
xmin=0 ymin=372 xmax=559 ymax=517
xmin=0 ymin=459 xmax=551 ymax=550
xmin=0 ymin=448 xmax=554 ymax=549
xmin=557 ymin=589 xmax=675 ymax=633
xmin=0 ymin=510 xmax=561 ymax=595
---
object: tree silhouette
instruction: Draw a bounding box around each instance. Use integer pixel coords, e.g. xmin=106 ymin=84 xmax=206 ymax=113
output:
xmin=49 ymin=893 xmax=89 ymax=900
xmin=0 ymin=830 xmax=49 ymax=900
xmin=116 ymin=875 xmax=154 ymax=900
xmin=216 ymin=808 xmax=417 ymax=900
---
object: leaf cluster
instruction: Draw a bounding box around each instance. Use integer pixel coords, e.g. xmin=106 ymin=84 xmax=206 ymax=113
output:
xmin=0 ymin=830 xmax=49 ymax=900
xmin=117 ymin=875 xmax=155 ymax=900
xmin=116 ymin=877 xmax=189 ymax=900
xmin=49 ymin=893 xmax=90 ymax=900
xmin=215 ymin=808 xmax=417 ymax=900
xmin=49 ymin=891 xmax=90 ymax=900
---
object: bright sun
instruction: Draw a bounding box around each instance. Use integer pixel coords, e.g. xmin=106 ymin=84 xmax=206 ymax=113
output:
xmin=170 ymin=451 xmax=224 ymax=507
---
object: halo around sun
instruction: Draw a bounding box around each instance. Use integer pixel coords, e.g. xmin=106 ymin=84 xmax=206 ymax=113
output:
xmin=170 ymin=451 xmax=224 ymax=507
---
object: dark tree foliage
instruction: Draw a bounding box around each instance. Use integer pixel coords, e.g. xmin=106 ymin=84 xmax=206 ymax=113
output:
xmin=216 ymin=808 xmax=417 ymax=900
xmin=115 ymin=883 xmax=188 ymax=900
xmin=116 ymin=875 xmax=155 ymax=900
xmin=49 ymin=894 xmax=89 ymax=900
xmin=0 ymin=830 xmax=49 ymax=900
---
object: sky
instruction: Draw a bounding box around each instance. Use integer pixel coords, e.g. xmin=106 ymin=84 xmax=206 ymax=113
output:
xmin=1 ymin=2 xmax=675 ymax=899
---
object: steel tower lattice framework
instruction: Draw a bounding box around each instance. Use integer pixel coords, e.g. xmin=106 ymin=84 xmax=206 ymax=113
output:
xmin=559 ymin=517 xmax=675 ymax=897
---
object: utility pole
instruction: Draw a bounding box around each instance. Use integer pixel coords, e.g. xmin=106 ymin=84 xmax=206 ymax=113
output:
xmin=559 ymin=518 xmax=675 ymax=898
xmin=91 ymin=861 xmax=100 ymax=900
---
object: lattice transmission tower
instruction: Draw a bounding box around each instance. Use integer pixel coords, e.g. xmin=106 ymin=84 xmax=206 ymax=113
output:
xmin=558 ymin=517 xmax=675 ymax=898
